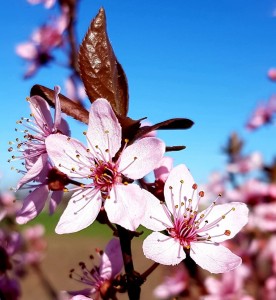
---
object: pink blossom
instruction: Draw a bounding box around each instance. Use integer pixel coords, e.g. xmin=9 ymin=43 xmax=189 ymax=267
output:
xmin=0 ymin=275 xmax=21 ymax=300
xmin=268 ymin=68 xmax=276 ymax=81
xmin=0 ymin=191 xmax=18 ymax=221
xmin=16 ymin=11 xmax=68 ymax=78
xmin=246 ymin=95 xmax=276 ymax=130
xmin=27 ymin=0 xmax=56 ymax=9
xmin=65 ymin=239 xmax=123 ymax=300
xmin=203 ymin=264 xmax=253 ymax=300
xmin=45 ymin=98 xmax=165 ymax=233
xmin=154 ymin=156 xmax=173 ymax=183
xmin=249 ymin=202 xmax=276 ymax=232
xmin=153 ymin=264 xmax=188 ymax=299
xmin=142 ymin=164 xmax=248 ymax=273
xmin=265 ymin=276 xmax=276 ymax=300
xmin=227 ymin=152 xmax=263 ymax=174
xmin=10 ymin=86 xmax=70 ymax=191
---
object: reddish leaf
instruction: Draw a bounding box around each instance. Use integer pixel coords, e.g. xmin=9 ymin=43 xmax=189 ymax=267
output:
xmin=78 ymin=8 xmax=129 ymax=117
xmin=30 ymin=85 xmax=89 ymax=124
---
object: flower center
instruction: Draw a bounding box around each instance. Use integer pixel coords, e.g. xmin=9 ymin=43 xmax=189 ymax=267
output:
xmin=168 ymin=215 xmax=198 ymax=249
xmin=91 ymin=160 xmax=120 ymax=194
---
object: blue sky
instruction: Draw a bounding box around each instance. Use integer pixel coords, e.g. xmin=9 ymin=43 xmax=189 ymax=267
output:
xmin=1 ymin=0 xmax=276 ymax=189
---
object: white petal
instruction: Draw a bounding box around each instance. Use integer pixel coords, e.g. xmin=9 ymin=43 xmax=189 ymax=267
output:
xmin=190 ymin=242 xmax=242 ymax=273
xmin=105 ymin=184 xmax=146 ymax=231
xmin=17 ymin=153 xmax=48 ymax=190
xmin=140 ymin=189 xmax=170 ymax=231
xmin=164 ymin=164 xmax=196 ymax=215
xmin=87 ymin=99 xmax=121 ymax=160
xmin=119 ymin=137 xmax=165 ymax=179
xmin=55 ymin=189 xmax=102 ymax=234
xmin=46 ymin=134 xmax=91 ymax=178
xmin=143 ymin=232 xmax=185 ymax=265
xmin=198 ymin=202 xmax=249 ymax=243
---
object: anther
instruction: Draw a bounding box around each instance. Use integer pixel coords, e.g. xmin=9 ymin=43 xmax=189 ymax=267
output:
xmin=180 ymin=179 xmax=184 ymax=183
xmin=192 ymin=183 xmax=198 ymax=190
xmin=199 ymin=191 xmax=204 ymax=197
xmin=224 ymin=230 xmax=231 ymax=236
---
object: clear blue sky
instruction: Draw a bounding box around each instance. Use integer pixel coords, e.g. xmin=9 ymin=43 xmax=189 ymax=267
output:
xmin=1 ymin=0 xmax=276 ymax=189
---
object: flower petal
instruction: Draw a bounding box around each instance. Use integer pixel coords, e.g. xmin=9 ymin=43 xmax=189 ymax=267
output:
xmin=49 ymin=190 xmax=63 ymax=215
xmin=154 ymin=156 xmax=174 ymax=182
xmin=46 ymin=134 xmax=91 ymax=178
xmin=53 ymin=86 xmax=62 ymax=129
xmin=16 ymin=185 xmax=49 ymax=224
xmin=55 ymin=189 xmax=102 ymax=234
xmin=100 ymin=238 xmax=123 ymax=279
xmin=105 ymin=184 xmax=146 ymax=231
xmin=143 ymin=232 xmax=185 ymax=265
xmin=29 ymin=95 xmax=54 ymax=133
xmin=16 ymin=153 xmax=48 ymax=190
xmin=164 ymin=164 xmax=196 ymax=215
xmin=140 ymin=189 xmax=170 ymax=231
xmin=119 ymin=137 xmax=165 ymax=179
xmin=198 ymin=202 xmax=249 ymax=243
xmin=190 ymin=242 xmax=241 ymax=273
xmin=87 ymin=99 xmax=121 ymax=160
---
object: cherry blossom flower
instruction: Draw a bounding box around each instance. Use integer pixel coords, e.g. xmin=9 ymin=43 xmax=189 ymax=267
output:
xmin=16 ymin=11 xmax=68 ymax=78
xmin=142 ymin=164 xmax=248 ymax=273
xmin=203 ymin=265 xmax=253 ymax=300
xmin=249 ymin=202 xmax=276 ymax=232
xmin=27 ymin=0 xmax=56 ymax=9
xmin=45 ymin=98 xmax=165 ymax=233
xmin=246 ymin=95 xmax=276 ymax=130
xmin=153 ymin=264 xmax=188 ymax=299
xmin=0 ymin=191 xmax=18 ymax=221
xmin=268 ymin=68 xmax=276 ymax=81
xmin=227 ymin=152 xmax=263 ymax=174
xmin=64 ymin=239 xmax=123 ymax=300
xmin=10 ymin=86 xmax=70 ymax=191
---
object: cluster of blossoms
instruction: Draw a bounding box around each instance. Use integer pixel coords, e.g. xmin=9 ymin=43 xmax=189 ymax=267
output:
xmin=8 ymin=83 xmax=250 ymax=299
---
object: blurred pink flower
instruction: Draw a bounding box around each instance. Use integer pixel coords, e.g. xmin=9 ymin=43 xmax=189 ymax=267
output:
xmin=64 ymin=77 xmax=87 ymax=103
xmin=227 ymin=152 xmax=263 ymax=174
xmin=246 ymin=95 xmax=276 ymax=130
xmin=0 ymin=275 xmax=21 ymax=300
xmin=226 ymin=179 xmax=269 ymax=205
xmin=46 ymin=98 xmax=165 ymax=233
xmin=249 ymin=202 xmax=276 ymax=232
xmin=268 ymin=68 xmax=276 ymax=81
xmin=153 ymin=264 xmax=188 ymax=299
xmin=65 ymin=239 xmax=123 ymax=300
xmin=265 ymin=276 xmax=276 ymax=300
xmin=0 ymin=191 xmax=18 ymax=221
xmin=27 ymin=0 xmax=56 ymax=9
xmin=16 ymin=11 xmax=68 ymax=78
xmin=142 ymin=164 xmax=249 ymax=273
xmin=203 ymin=265 xmax=253 ymax=300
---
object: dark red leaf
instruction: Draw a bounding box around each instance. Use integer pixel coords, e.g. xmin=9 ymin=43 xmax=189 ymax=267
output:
xmin=78 ymin=8 xmax=129 ymax=116
xmin=30 ymin=85 xmax=89 ymax=124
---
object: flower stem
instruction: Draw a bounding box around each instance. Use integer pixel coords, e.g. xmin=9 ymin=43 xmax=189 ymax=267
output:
xmin=141 ymin=262 xmax=160 ymax=280
xmin=116 ymin=225 xmax=142 ymax=300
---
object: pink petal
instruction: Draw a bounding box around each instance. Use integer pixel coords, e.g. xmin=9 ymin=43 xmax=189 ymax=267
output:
xmin=119 ymin=137 xmax=165 ymax=180
xmin=46 ymin=134 xmax=91 ymax=178
xmin=143 ymin=232 xmax=185 ymax=265
xmin=154 ymin=156 xmax=173 ymax=182
xmin=15 ymin=42 xmax=38 ymax=60
xmin=105 ymin=184 xmax=146 ymax=231
xmin=140 ymin=189 xmax=170 ymax=231
xmin=87 ymin=99 xmax=121 ymax=160
xmin=16 ymin=185 xmax=49 ymax=224
xmin=16 ymin=153 xmax=48 ymax=190
xmin=204 ymin=276 xmax=222 ymax=294
xmin=29 ymin=95 xmax=54 ymax=132
xmin=49 ymin=190 xmax=63 ymax=214
xmin=198 ymin=202 xmax=248 ymax=243
xmin=55 ymin=189 xmax=102 ymax=234
xmin=100 ymin=238 xmax=123 ymax=279
xmin=190 ymin=242 xmax=241 ymax=273
xmin=164 ymin=164 xmax=196 ymax=215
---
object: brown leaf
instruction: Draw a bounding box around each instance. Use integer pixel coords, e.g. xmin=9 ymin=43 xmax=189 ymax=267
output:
xmin=134 ymin=118 xmax=194 ymax=140
xmin=30 ymin=85 xmax=89 ymax=124
xmin=78 ymin=7 xmax=129 ymax=116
